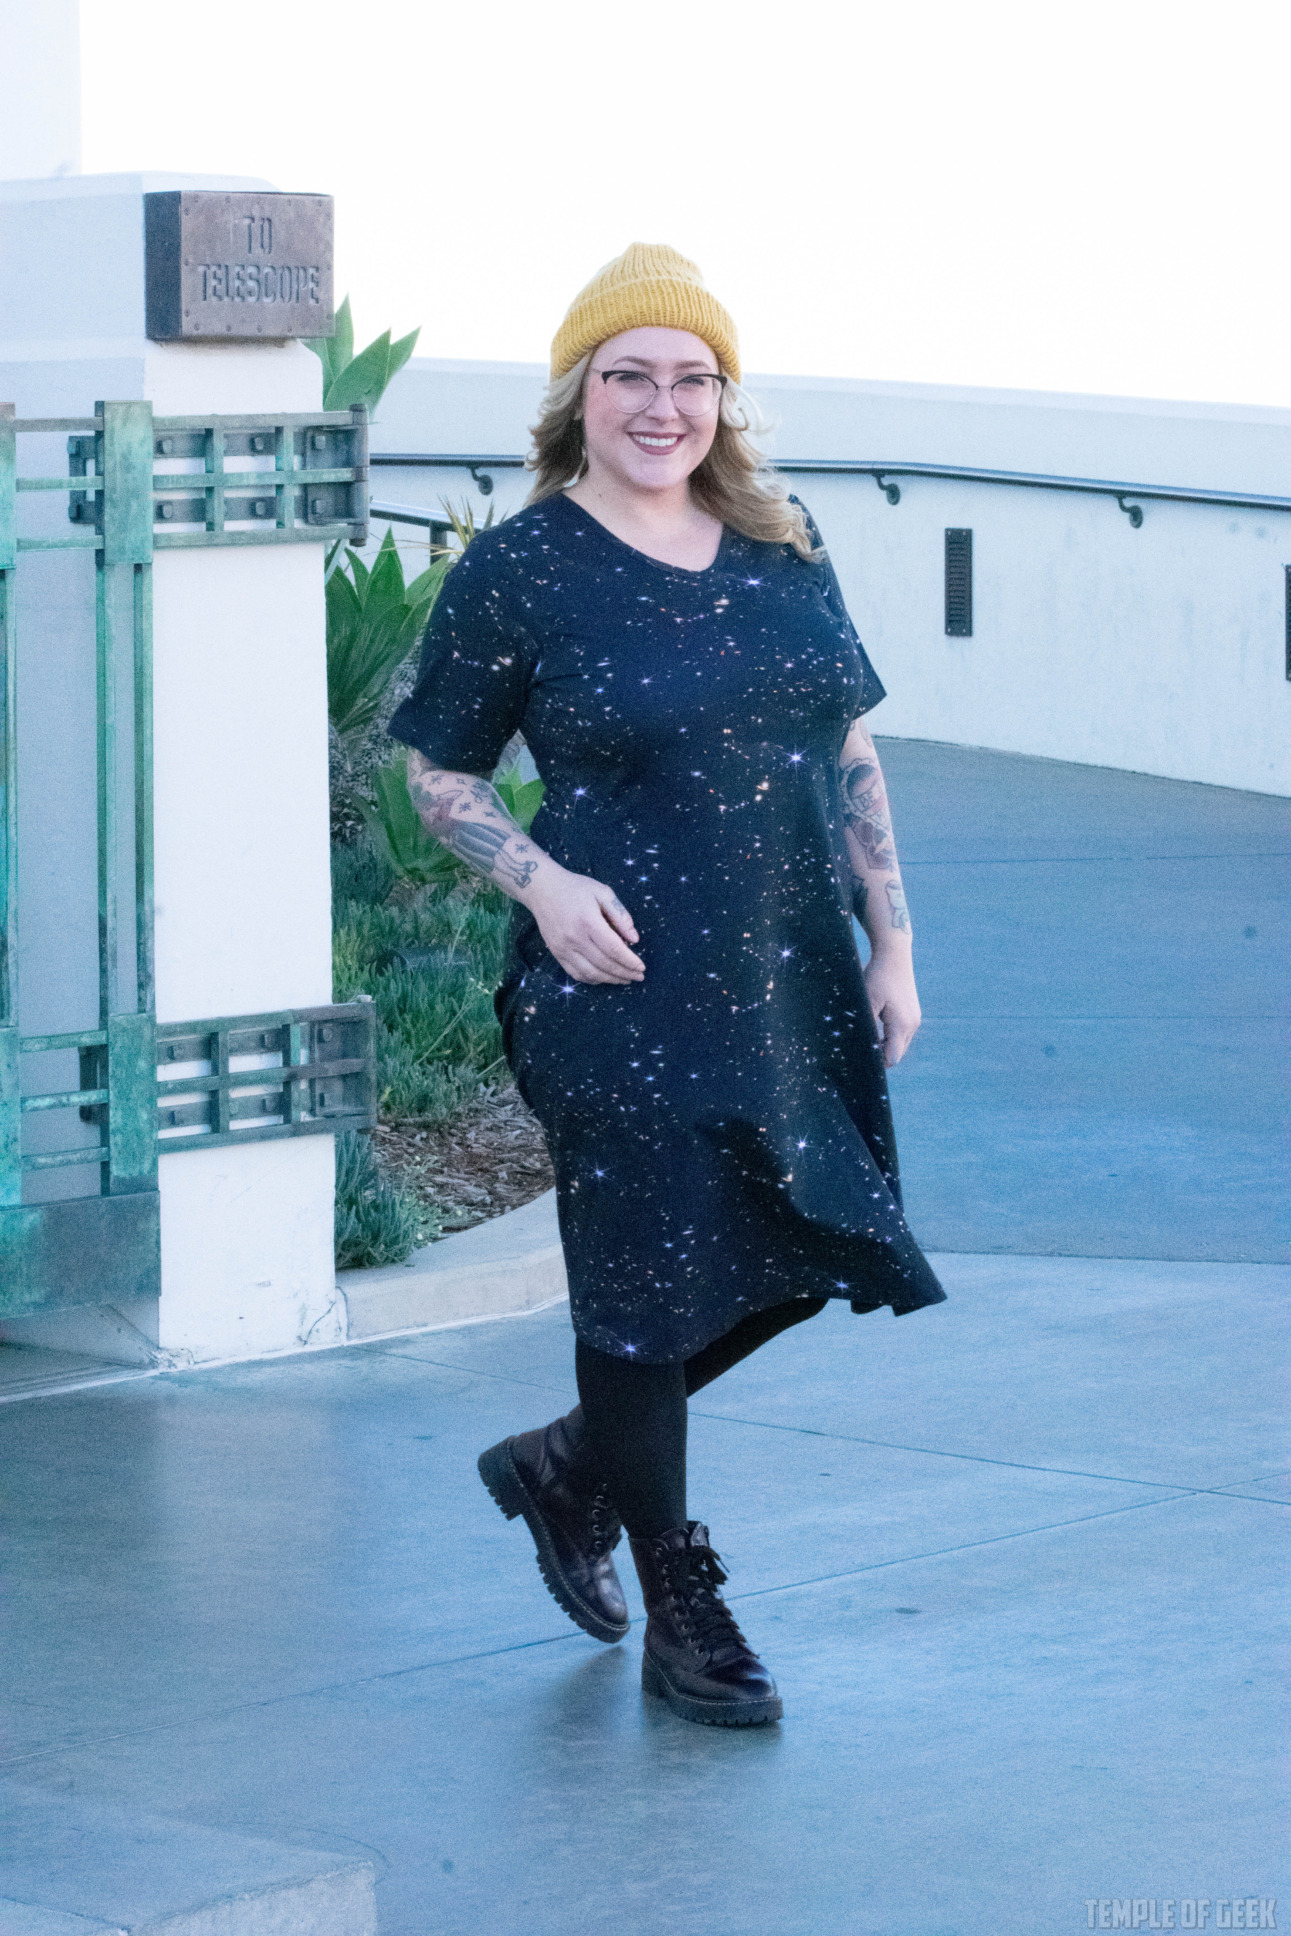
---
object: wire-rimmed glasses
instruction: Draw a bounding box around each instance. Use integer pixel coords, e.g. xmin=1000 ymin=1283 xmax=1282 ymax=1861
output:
xmin=595 ymin=369 xmax=728 ymax=417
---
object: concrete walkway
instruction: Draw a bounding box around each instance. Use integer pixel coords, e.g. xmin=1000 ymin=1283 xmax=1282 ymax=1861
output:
xmin=1 ymin=743 xmax=1286 ymax=1934
xmin=2 ymin=1259 xmax=1284 ymax=1934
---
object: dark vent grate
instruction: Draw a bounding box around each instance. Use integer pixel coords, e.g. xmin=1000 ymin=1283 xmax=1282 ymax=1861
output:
xmin=945 ymin=529 xmax=973 ymax=637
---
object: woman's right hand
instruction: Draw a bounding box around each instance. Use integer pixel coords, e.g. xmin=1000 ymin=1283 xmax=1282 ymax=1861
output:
xmin=523 ymin=865 xmax=645 ymax=985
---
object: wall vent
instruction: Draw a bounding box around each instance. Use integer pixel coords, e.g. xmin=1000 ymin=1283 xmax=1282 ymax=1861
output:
xmin=945 ymin=529 xmax=973 ymax=637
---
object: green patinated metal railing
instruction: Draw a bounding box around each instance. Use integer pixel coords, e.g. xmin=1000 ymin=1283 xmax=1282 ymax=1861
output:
xmin=0 ymin=400 xmax=374 ymax=1316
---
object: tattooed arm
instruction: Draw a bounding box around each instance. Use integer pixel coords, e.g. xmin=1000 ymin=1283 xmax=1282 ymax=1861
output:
xmin=837 ymin=718 xmax=921 ymax=1067
xmin=839 ymin=718 xmax=912 ymax=940
xmin=406 ymin=750 xmax=644 ymax=985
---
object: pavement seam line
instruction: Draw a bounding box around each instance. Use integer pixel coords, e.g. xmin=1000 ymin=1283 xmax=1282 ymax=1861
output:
xmin=366 ymin=1366 xmax=1283 ymax=1500
xmin=686 ymin=1407 xmax=1222 ymax=1492
xmin=721 ymin=1489 xmax=1205 ymax=1605
xmin=376 ymin=1349 xmax=573 ymax=1396
xmin=0 ymin=1631 xmax=588 ymax=1773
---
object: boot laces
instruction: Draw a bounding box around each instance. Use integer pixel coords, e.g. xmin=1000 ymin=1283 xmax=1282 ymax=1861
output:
xmin=667 ymin=1546 xmax=748 ymax=1653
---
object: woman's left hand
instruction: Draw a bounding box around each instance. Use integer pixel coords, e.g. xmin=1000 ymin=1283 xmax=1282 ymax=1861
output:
xmin=864 ymin=946 xmax=922 ymax=1068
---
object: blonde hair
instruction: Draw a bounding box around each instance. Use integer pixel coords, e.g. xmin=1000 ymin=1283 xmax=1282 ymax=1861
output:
xmin=525 ymin=354 xmax=820 ymax=562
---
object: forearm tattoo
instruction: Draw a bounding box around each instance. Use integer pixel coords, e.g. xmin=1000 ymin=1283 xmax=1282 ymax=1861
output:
xmin=406 ymin=749 xmax=539 ymax=895
xmin=839 ymin=742 xmax=897 ymax=873
xmin=840 ymin=725 xmax=911 ymax=937
xmin=885 ymin=881 xmax=911 ymax=932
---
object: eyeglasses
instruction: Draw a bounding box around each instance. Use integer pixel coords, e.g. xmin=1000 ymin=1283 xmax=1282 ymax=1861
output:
xmin=594 ymin=369 xmax=728 ymax=417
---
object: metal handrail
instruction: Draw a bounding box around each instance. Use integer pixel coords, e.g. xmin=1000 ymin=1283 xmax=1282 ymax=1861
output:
xmin=371 ymin=453 xmax=523 ymax=498
xmin=369 ymin=500 xmax=457 ymax=538
xmin=369 ymin=450 xmax=1291 ymax=527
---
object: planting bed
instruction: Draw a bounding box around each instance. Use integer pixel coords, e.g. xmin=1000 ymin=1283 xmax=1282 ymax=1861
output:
xmin=374 ymin=1087 xmax=555 ymax=1233
xmin=331 ymin=830 xmax=554 ymax=1263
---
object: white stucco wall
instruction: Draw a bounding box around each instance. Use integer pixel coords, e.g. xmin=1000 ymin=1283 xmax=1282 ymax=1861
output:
xmin=0 ymin=173 xmax=339 ymax=1362
xmin=374 ymin=359 xmax=1291 ymax=796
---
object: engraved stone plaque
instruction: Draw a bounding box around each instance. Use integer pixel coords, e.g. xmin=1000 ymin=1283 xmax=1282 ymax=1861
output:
xmin=144 ymin=190 xmax=334 ymax=342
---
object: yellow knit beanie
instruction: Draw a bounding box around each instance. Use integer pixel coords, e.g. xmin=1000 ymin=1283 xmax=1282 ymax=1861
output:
xmin=550 ymin=242 xmax=741 ymax=384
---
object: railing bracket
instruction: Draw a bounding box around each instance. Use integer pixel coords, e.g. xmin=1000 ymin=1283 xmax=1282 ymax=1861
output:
xmin=1116 ymin=495 xmax=1144 ymax=528
xmin=873 ymin=472 xmax=901 ymax=506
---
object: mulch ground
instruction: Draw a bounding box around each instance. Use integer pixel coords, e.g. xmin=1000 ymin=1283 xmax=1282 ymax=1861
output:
xmin=374 ymin=1085 xmax=556 ymax=1237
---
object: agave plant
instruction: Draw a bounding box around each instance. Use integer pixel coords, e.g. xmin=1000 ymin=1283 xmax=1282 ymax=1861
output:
xmin=327 ymin=529 xmax=452 ymax=742
xmin=307 ymin=296 xmax=420 ymax=415
xmin=360 ymin=751 xmax=464 ymax=894
xmin=494 ymin=759 xmax=546 ymax=833
xmin=362 ymin=748 xmax=546 ymax=896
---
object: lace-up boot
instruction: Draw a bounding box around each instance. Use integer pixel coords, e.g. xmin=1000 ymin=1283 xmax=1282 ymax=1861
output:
xmin=478 ymin=1409 xmax=629 ymax=1643
xmin=630 ymin=1522 xmax=783 ymax=1725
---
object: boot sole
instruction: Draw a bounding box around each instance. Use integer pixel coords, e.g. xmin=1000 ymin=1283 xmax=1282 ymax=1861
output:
xmin=478 ymin=1438 xmax=629 ymax=1645
xmin=641 ymin=1650 xmax=784 ymax=1727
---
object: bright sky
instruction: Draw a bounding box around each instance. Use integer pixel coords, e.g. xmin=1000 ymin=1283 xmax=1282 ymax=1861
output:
xmin=82 ymin=0 xmax=1290 ymax=409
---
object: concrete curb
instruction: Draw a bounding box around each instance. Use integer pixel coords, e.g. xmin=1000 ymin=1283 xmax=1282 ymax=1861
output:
xmin=337 ymin=1187 xmax=567 ymax=1340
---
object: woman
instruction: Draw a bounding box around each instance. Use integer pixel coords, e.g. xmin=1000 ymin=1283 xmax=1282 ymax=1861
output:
xmin=388 ymin=243 xmax=945 ymax=1729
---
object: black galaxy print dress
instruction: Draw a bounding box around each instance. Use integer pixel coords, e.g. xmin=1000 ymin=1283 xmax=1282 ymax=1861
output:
xmin=388 ymin=492 xmax=946 ymax=1363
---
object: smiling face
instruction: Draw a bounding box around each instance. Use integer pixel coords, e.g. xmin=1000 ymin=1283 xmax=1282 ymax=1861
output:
xmin=580 ymin=326 xmax=723 ymax=499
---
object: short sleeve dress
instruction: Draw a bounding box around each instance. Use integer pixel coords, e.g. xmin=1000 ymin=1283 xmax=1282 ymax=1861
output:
xmin=388 ymin=492 xmax=946 ymax=1363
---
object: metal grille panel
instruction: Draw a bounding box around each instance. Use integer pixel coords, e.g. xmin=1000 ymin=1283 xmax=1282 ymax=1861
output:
xmin=945 ymin=528 xmax=973 ymax=637
xmin=0 ymin=399 xmax=376 ymax=1314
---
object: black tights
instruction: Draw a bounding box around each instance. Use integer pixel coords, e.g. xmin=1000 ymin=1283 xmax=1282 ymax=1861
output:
xmin=573 ymin=1298 xmax=827 ymax=1539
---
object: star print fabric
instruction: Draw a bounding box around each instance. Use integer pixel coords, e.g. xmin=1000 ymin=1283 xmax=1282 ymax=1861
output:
xmin=388 ymin=492 xmax=946 ymax=1362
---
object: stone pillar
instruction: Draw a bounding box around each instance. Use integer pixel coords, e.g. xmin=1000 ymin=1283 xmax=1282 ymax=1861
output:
xmin=0 ymin=173 xmax=340 ymax=1363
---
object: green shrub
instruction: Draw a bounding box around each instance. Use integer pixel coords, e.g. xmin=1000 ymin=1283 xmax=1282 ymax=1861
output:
xmin=334 ymin=1129 xmax=430 ymax=1269
xmin=373 ymin=1037 xmax=496 ymax=1123
xmin=327 ymin=531 xmax=452 ymax=743
xmin=331 ymin=834 xmax=395 ymax=912
xmin=332 ymin=840 xmax=514 ymax=1122
xmin=331 ymin=863 xmax=511 ymax=991
xmin=375 ymin=962 xmax=503 ymax=1100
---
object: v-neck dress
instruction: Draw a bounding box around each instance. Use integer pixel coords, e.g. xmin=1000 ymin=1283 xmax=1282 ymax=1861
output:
xmin=388 ymin=492 xmax=946 ymax=1362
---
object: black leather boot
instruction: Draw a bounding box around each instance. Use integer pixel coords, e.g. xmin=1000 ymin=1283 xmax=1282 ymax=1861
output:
xmin=478 ymin=1409 xmax=629 ymax=1643
xmin=630 ymin=1522 xmax=783 ymax=1726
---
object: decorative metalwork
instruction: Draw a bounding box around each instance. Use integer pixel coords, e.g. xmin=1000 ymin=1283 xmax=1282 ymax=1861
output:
xmin=153 ymin=1006 xmax=375 ymax=1153
xmin=0 ymin=400 xmax=375 ymax=1317
xmin=66 ymin=407 xmax=368 ymax=550
xmin=27 ymin=1005 xmax=374 ymax=1169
